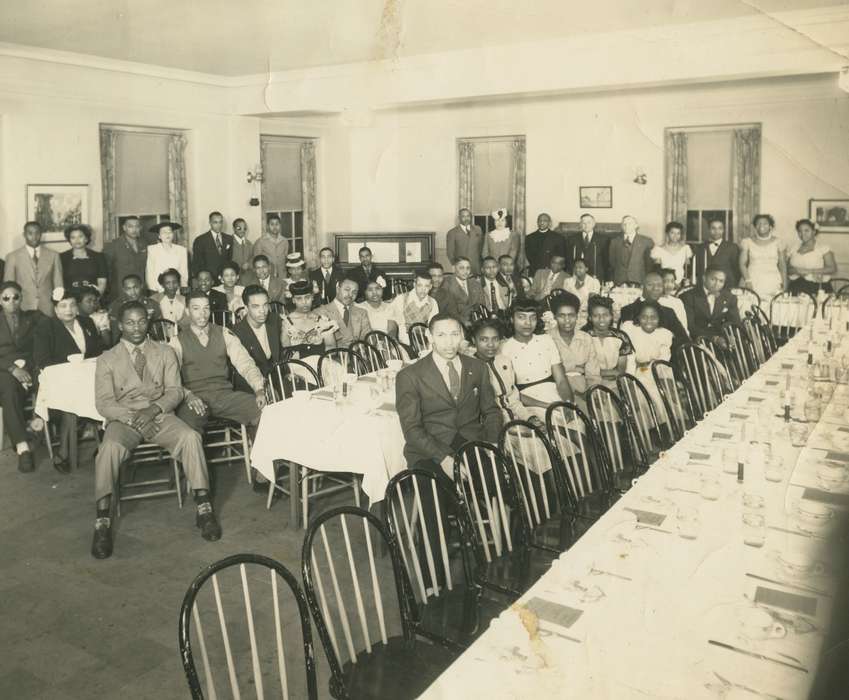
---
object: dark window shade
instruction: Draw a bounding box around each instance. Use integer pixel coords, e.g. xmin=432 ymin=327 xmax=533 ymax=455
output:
xmin=115 ymin=132 xmax=169 ymax=214
xmin=472 ymin=140 xmax=512 ymax=217
xmin=262 ymin=139 xmax=302 ymax=212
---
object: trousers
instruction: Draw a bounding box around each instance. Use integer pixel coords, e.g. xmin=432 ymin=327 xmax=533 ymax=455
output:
xmin=175 ymin=388 xmax=261 ymax=433
xmin=0 ymin=371 xmax=28 ymax=445
xmin=94 ymin=413 xmax=209 ymax=502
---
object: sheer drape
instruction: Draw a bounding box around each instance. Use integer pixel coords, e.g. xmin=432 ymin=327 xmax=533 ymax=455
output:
xmin=665 ymin=131 xmax=689 ymax=225
xmin=732 ymin=127 xmax=761 ymax=241
xmin=167 ymin=133 xmax=189 ymax=243
xmin=99 ymin=128 xmax=118 ymax=242
xmin=300 ymin=140 xmax=319 ymax=265
xmin=511 ymin=138 xmax=527 ymax=267
xmin=458 ymin=141 xmax=475 ymax=212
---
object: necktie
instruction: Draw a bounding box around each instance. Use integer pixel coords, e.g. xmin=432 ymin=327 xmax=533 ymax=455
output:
xmin=624 ymin=237 xmax=632 ymax=248
xmin=6 ymin=313 xmax=18 ymax=339
xmin=214 ymin=235 xmax=222 ymax=254
xmin=133 ymin=347 xmax=146 ymax=380
xmin=464 ymin=226 xmax=469 ymax=234
xmin=128 ymin=238 xmax=137 ymax=253
xmin=583 ymin=233 xmax=589 ymax=246
xmin=448 ymin=360 xmax=461 ymax=401
xmin=706 ymin=293 xmax=715 ymax=314
xmin=323 ymin=269 xmax=330 ymax=283
xmin=343 ymin=305 xmax=350 ymax=327
xmin=32 ymin=249 xmax=38 ymax=268
xmin=490 ymin=282 xmax=498 ymax=310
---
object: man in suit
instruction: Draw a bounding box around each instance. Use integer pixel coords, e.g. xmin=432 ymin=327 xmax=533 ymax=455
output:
xmin=529 ymin=254 xmax=569 ymax=301
xmin=679 ymin=267 xmax=740 ymax=347
xmin=524 ymin=213 xmax=567 ymax=276
xmin=4 ymin=221 xmax=64 ymax=317
xmin=440 ymin=257 xmax=485 ymax=325
xmin=107 ymin=274 xmax=160 ymax=339
xmin=91 ymin=301 xmax=219 ymax=559
xmin=349 ymin=247 xmax=389 ymax=303
xmin=618 ymin=272 xmax=689 ymax=348
xmin=396 ymin=313 xmax=501 ymax=585
xmin=103 ymin=216 xmax=147 ymax=302
xmin=239 ymin=255 xmax=285 ymax=303
xmin=445 ymin=208 xmax=484 ymax=275
xmin=232 ymin=285 xmax=282 ymax=390
xmin=480 ymin=256 xmax=513 ymax=316
xmin=317 ymin=278 xmax=372 ymax=348
xmin=429 ymin=262 xmax=461 ymax=320
xmin=309 ymin=247 xmax=345 ymax=307
xmin=191 ymin=211 xmax=233 ymax=280
xmin=230 ymin=218 xmax=254 ymax=273
xmin=0 ymin=281 xmax=41 ymax=472
xmin=252 ymin=214 xmax=289 ymax=278
xmin=193 ymin=270 xmax=228 ymax=312
xmin=566 ymin=213 xmax=610 ymax=282
xmin=496 ymin=254 xmax=524 ymax=301
xmin=693 ymin=219 xmax=741 ymax=288
xmin=609 ymin=215 xmax=654 ymax=285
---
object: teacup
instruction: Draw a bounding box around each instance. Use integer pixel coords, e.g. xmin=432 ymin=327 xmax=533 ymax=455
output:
xmin=777 ymin=550 xmax=825 ymax=579
xmin=66 ymin=353 xmax=84 ymax=363
xmin=740 ymin=608 xmax=786 ymax=641
xmin=795 ymin=500 xmax=834 ymax=532
xmin=816 ymin=463 xmax=848 ymax=491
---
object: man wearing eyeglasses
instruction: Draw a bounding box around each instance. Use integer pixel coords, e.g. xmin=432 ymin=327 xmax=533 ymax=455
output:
xmin=0 ymin=281 xmax=42 ymax=472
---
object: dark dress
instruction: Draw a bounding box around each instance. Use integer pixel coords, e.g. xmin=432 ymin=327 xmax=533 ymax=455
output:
xmin=60 ymin=249 xmax=108 ymax=290
xmin=33 ymin=315 xmax=103 ymax=370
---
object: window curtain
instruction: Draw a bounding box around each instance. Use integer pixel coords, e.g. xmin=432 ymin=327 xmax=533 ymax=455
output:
xmin=300 ymin=140 xmax=319 ymax=265
xmin=167 ymin=133 xmax=189 ymax=243
xmin=510 ymin=138 xmax=527 ymax=267
xmin=259 ymin=137 xmax=269 ymax=227
xmin=732 ymin=127 xmax=761 ymax=241
xmin=458 ymin=141 xmax=475 ymax=211
xmin=99 ymin=128 xmax=118 ymax=242
xmin=665 ymin=131 xmax=689 ymax=225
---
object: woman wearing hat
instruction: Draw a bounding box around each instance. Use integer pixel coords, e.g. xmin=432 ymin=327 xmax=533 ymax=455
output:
xmin=145 ymin=222 xmax=188 ymax=293
xmin=282 ymin=252 xmax=309 ymax=302
xmin=281 ymin=279 xmax=339 ymax=360
xmin=482 ymin=208 xmax=521 ymax=264
xmin=60 ymin=224 xmax=108 ymax=295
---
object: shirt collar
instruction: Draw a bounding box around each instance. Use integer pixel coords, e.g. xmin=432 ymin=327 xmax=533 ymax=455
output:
xmin=121 ymin=338 xmax=147 ymax=355
xmin=191 ymin=323 xmax=210 ymax=337
xmin=432 ymin=352 xmax=460 ymax=373
xmin=334 ymin=299 xmax=348 ymax=314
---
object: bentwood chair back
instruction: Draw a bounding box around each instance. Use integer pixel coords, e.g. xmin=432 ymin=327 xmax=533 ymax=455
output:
xmin=317 ymin=348 xmax=370 ymax=388
xmin=468 ymin=304 xmax=495 ymax=325
xmin=616 ymin=373 xmax=669 ymax=457
xmin=750 ymin=306 xmax=778 ymax=359
xmin=269 ymin=300 xmax=286 ymax=317
xmin=265 ymin=360 xmax=321 ymax=403
xmin=769 ymin=291 xmax=816 ymax=345
xmin=179 ymin=553 xmax=318 ymax=700
xmin=302 ymin=506 xmax=457 ymax=699
xmin=148 ymin=318 xmax=177 ymax=341
xmin=650 ymin=360 xmax=695 ymax=442
xmin=407 ymin=323 xmax=430 ymax=357
xmin=211 ymin=309 xmax=239 ymax=329
xmin=729 ymin=286 xmax=761 ymax=318
xmin=349 ymin=341 xmax=387 ymax=373
xmin=672 ymin=343 xmax=726 ymax=420
xmin=722 ymin=322 xmax=760 ymax=381
xmin=821 ymin=293 xmax=849 ymax=326
xmin=742 ymin=315 xmax=767 ymax=365
xmin=364 ymin=330 xmax=406 ymax=365
xmin=587 ymin=384 xmax=645 ymax=488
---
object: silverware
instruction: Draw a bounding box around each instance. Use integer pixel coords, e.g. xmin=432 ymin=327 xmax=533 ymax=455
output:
xmin=745 ymin=572 xmax=831 ymax=599
xmin=708 ymin=639 xmax=808 ymax=673
xmin=767 ymin=525 xmax=824 ymax=540
xmin=635 ymin=524 xmax=673 ymax=534
xmin=590 ymin=567 xmax=633 ymax=581
xmin=538 ymin=625 xmax=582 ymax=644
xmin=712 ymin=671 xmax=788 ymax=700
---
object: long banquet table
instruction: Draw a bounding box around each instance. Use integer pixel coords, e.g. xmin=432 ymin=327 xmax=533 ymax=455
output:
xmin=421 ymin=323 xmax=849 ymax=700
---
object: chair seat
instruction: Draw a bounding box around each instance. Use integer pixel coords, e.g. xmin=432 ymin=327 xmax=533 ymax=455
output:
xmin=477 ymin=546 xmax=554 ymax=600
xmin=340 ymin=636 xmax=457 ymax=700
xmin=416 ymin=584 xmax=503 ymax=644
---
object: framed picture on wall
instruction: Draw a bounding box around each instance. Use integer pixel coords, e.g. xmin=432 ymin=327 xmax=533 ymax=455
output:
xmin=26 ymin=184 xmax=89 ymax=241
xmin=809 ymin=198 xmax=849 ymax=233
xmin=579 ymin=186 xmax=612 ymax=209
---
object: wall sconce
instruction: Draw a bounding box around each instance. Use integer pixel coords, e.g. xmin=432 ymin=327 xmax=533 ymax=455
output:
xmin=247 ymin=164 xmax=263 ymax=206
xmin=633 ymin=167 xmax=647 ymax=185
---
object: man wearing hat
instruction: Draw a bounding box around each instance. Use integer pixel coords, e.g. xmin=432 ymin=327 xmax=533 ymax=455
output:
xmin=349 ymin=246 xmax=390 ymax=303
xmin=104 ymin=216 xmax=148 ymax=303
xmin=191 ymin=211 xmax=233 ymax=281
xmin=252 ymin=214 xmax=289 ymax=278
xmin=4 ymin=221 xmax=64 ymax=317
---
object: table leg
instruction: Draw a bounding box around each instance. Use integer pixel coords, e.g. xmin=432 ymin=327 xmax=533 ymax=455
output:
xmin=67 ymin=413 xmax=78 ymax=470
xmin=285 ymin=460 xmax=299 ymax=529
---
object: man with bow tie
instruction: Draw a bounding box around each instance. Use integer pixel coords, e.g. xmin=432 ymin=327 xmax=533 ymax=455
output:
xmin=191 ymin=211 xmax=233 ymax=282
xmin=693 ymin=218 xmax=741 ymax=288
xmin=679 ymin=267 xmax=740 ymax=348
xmin=446 ymin=208 xmax=484 ymax=276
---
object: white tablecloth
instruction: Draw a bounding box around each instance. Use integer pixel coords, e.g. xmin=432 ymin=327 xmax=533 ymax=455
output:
xmin=34 ymin=359 xmax=103 ymax=422
xmin=421 ymin=325 xmax=847 ymax=700
xmin=250 ymin=382 xmax=406 ymax=503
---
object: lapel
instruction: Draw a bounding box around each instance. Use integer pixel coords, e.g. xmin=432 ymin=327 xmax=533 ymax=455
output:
xmin=456 ymin=354 xmax=475 ymax=404
xmin=24 ymin=248 xmax=39 ymax=283
xmin=452 ymin=276 xmax=469 ymax=300
xmin=118 ymin=341 xmax=143 ymax=388
xmin=0 ymin=314 xmax=13 ymax=347
xmin=694 ymin=289 xmax=711 ymax=319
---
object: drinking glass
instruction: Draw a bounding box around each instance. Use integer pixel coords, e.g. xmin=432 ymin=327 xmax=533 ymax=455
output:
xmin=742 ymin=512 xmax=766 ymax=547
xmin=675 ymin=505 xmax=701 ymax=540
xmin=764 ymin=455 xmax=786 ymax=483
xmin=742 ymin=492 xmax=765 ymax=510
xmin=700 ymin=477 xmax=721 ymax=501
xmin=789 ymin=422 xmax=808 ymax=447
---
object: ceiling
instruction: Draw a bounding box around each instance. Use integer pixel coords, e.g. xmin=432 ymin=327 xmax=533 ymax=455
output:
xmin=0 ymin=0 xmax=842 ymax=77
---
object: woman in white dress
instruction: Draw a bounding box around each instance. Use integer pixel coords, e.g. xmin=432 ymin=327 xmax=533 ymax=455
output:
xmin=145 ymin=222 xmax=189 ymax=293
xmin=213 ymin=262 xmax=246 ymax=313
xmin=650 ymin=221 xmax=692 ymax=283
xmin=585 ymin=296 xmax=632 ymax=392
xmin=787 ymin=218 xmax=837 ymax=296
xmin=620 ymin=301 xmax=672 ymax=424
xmin=151 ymin=268 xmax=187 ymax=327
xmin=739 ymin=214 xmax=787 ymax=301
xmin=481 ymin=208 xmax=521 ymax=263
xmin=563 ymin=259 xmax=601 ymax=329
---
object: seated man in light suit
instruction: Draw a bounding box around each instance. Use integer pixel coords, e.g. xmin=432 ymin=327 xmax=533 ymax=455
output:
xmin=92 ymin=301 xmax=219 ymax=560
xmin=316 ymin=277 xmax=372 ymax=348
xmin=529 ymin=254 xmax=569 ymax=301
xmin=239 ymin=254 xmax=286 ymax=304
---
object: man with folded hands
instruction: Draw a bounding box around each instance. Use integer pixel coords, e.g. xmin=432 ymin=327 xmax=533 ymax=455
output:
xmin=92 ymin=301 xmax=220 ymax=559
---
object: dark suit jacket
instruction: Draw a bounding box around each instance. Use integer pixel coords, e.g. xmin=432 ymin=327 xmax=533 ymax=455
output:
xmin=445 ymin=225 xmax=484 ymax=275
xmin=396 ymin=352 xmax=502 ymax=465
xmin=193 ymin=288 xmax=228 ymax=312
xmin=33 ymin=315 xmax=103 ymax=370
xmin=0 ymin=311 xmax=42 ymax=371
xmin=441 ymin=275 xmax=485 ymax=325
xmin=309 ymin=266 xmax=345 ymax=306
xmin=618 ymin=298 xmax=690 ymax=349
xmin=565 ymin=232 xmax=611 ymax=282
xmin=609 ymin=234 xmax=654 ymax=285
xmin=349 ymin=265 xmax=389 ymax=302
xmin=191 ymin=231 xmax=234 ymax=279
xmin=693 ymin=240 xmax=741 ymax=288
xmin=232 ymin=314 xmax=282 ymax=392
xmin=431 ymin=286 xmax=461 ymax=320
xmin=103 ymin=235 xmax=148 ymax=300
xmin=679 ymin=287 xmax=740 ymax=341
xmin=524 ymin=230 xmax=568 ymax=275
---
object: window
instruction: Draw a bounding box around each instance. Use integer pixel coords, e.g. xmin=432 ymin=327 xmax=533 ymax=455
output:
xmin=685 ymin=209 xmax=734 ymax=243
xmin=460 ymin=137 xmax=516 ymax=234
xmin=261 ymin=136 xmax=310 ymax=255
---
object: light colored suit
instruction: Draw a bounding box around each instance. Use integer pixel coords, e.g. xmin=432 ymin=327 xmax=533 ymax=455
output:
xmin=239 ymin=271 xmax=286 ymax=303
xmin=317 ymin=300 xmax=372 ymax=348
xmin=529 ymin=269 xmax=569 ymax=301
xmin=441 ymin=275 xmax=485 ymax=324
xmin=4 ymin=245 xmax=63 ymax=316
xmin=93 ymin=339 xmax=207 ymax=500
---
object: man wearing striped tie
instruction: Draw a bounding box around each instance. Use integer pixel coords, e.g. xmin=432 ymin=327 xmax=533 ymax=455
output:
xmin=480 ymin=256 xmax=512 ymax=317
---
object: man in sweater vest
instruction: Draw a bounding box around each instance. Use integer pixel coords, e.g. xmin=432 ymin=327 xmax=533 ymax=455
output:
xmin=170 ymin=292 xmax=267 ymax=438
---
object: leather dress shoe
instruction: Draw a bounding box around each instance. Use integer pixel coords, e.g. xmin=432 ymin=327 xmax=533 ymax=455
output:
xmin=17 ymin=451 xmax=35 ymax=473
xmin=91 ymin=517 xmax=113 ymax=559
xmin=52 ymin=454 xmax=71 ymax=475
xmin=196 ymin=503 xmax=222 ymax=541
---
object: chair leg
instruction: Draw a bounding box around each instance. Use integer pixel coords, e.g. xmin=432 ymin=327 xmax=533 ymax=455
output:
xmin=43 ymin=422 xmax=54 ymax=461
xmin=174 ymin=460 xmax=183 ymax=509
xmin=266 ymin=462 xmax=276 ymax=510
xmin=241 ymin=424 xmax=251 ymax=483
xmin=353 ymin=476 xmax=361 ymax=508
xmin=301 ymin=467 xmax=309 ymax=530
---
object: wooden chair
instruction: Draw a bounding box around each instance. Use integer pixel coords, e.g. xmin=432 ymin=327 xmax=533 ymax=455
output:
xmin=350 ymin=341 xmax=387 ymax=373
xmin=729 ymin=286 xmax=761 ymax=318
xmin=148 ymin=318 xmax=177 ymax=341
xmin=651 ymin=360 xmax=696 ymax=442
xmin=770 ymin=291 xmax=816 ymax=345
xmin=178 ymin=553 xmax=318 ymax=700
xmin=672 ymin=343 xmax=727 ymax=420
xmin=748 ymin=306 xmax=778 ymax=360
xmin=117 ymin=442 xmax=184 ymax=512
xmin=269 ymin=300 xmax=286 ymax=317
xmin=723 ymin=322 xmax=760 ymax=381
xmin=302 ymin=506 xmax=458 ymax=700
xmin=390 ymin=277 xmax=413 ymax=298
xmin=616 ymin=373 xmax=669 ymax=457
xmin=545 ymin=401 xmax=615 ymax=531
xmin=587 ymin=385 xmax=646 ymax=491
xmin=364 ymin=330 xmax=406 ymax=365
xmin=211 ymin=309 xmax=239 ymax=329
xmin=821 ymin=292 xmax=849 ymax=326
xmin=383 ymin=469 xmax=486 ymax=648
xmin=317 ymin=348 xmax=370 ymax=388
xmin=407 ymin=323 xmax=430 ymax=357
